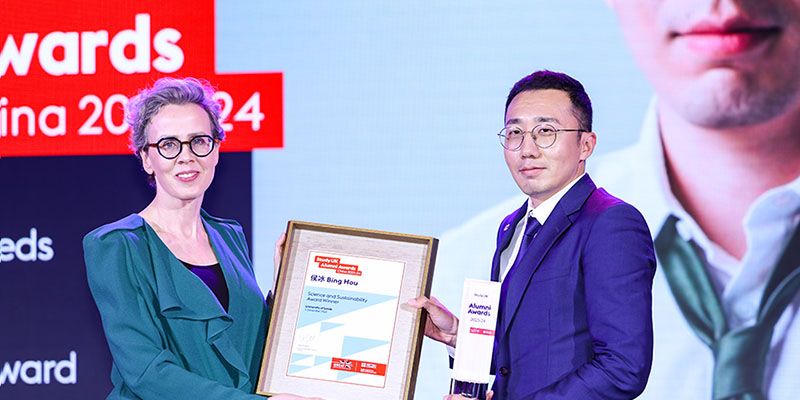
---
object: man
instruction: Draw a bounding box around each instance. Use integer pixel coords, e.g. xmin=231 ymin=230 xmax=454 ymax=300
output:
xmin=592 ymin=1 xmax=800 ymax=398
xmin=432 ymin=1 xmax=800 ymax=398
xmin=411 ymin=71 xmax=656 ymax=399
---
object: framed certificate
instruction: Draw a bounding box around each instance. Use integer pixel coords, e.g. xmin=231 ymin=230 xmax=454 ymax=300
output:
xmin=256 ymin=221 xmax=438 ymax=400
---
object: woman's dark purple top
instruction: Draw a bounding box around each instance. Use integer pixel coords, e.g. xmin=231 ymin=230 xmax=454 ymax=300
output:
xmin=180 ymin=260 xmax=229 ymax=312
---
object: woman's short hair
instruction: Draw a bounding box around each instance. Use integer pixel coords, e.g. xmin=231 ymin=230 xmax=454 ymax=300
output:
xmin=126 ymin=77 xmax=225 ymax=160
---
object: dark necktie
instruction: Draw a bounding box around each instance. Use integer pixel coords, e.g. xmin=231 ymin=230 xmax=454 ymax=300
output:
xmin=655 ymin=215 xmax=800 ymax=400
xmin=499 ymin=216 xmax=542 ymax=326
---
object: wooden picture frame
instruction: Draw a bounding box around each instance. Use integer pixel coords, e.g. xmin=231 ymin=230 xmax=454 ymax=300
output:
xmin=256 ymin=221 xmax=438 ymax=400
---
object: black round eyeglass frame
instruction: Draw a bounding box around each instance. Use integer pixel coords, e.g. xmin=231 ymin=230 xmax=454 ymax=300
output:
xmin=145 ymin=135 xmax=220 ymax=160
xmin=497 ymin=125 xmax=585 ymax=151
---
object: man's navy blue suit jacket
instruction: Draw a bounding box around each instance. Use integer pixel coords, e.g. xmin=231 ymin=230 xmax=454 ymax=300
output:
xmin=490 ymin=174 xmax=655 ymax=399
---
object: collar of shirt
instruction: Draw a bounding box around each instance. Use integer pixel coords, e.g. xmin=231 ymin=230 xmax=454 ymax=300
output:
xmin=591 ymin=98 xmax=800 ymax=328
xmin=500 ymin=173 xmax=586 ymax=280
xmin=525 ymin=172 xmax=587 ymax=225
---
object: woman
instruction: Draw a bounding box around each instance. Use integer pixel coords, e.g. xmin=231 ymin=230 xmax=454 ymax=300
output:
xmin=84 ymin=77 xmax=319 ymax=400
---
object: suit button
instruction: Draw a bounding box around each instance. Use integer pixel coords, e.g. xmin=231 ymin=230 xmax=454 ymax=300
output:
xmin=499 ymin=367 xmax=510 ymax=376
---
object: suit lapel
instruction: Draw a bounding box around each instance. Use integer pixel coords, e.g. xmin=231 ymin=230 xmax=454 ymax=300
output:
xmin=500 ymin=175 xmax=597 ymax=335
xmin=491 ymin=201 xmax=528 ymax=281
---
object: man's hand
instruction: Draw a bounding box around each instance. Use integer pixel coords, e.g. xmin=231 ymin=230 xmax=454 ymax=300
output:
xmin=407 ymin=296 xmax=459 ymax=347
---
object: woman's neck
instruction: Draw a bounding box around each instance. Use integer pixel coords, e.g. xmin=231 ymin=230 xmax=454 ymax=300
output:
xmin=139 ymin=195 xmax=205 ymax=239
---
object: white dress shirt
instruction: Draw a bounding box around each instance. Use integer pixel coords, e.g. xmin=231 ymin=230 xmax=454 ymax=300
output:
xmin=499 ymin=173 xmax=585 ymax=281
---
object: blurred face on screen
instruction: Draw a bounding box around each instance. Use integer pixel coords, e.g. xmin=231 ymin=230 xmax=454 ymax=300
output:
xmin=608 ymin=0 xmax=800 ymax=129
xmin=503 ymin=90 xmax=595 ymax=207
xmin=140 ymin=103 xmax=219 ymax=204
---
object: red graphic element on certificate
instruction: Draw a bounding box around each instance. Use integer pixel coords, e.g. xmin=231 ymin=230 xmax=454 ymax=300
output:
xmin=469 ymin=327 xmax=495 ymax=336
xmin=330 ymin=357 xmax=387 ymax=376
xmin=0 ymin=0 xmax=283 ymax=157
xmin=315 ymin=255 xmax=363 ymax=276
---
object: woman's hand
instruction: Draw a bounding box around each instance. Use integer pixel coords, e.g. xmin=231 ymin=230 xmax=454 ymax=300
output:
xmin=272 ymin=232 xmax=286 ymax=291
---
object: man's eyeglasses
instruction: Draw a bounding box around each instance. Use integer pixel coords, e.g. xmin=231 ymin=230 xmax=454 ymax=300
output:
xmin=146 ymin=135 xmax=220 ymax=159
xmin=498 ymin=124 xmax=585 ymax=150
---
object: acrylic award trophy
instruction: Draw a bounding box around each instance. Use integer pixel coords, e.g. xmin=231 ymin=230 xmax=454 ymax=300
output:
xmin=450 ymin=279 xmax=501 ymax=399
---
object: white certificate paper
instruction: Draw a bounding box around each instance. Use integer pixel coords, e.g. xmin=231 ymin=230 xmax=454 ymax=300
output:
xmin=287 ymin=251 xmax=405 ymax=388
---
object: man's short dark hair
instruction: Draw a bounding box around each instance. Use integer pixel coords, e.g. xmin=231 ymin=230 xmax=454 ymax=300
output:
xmin=505 ymin=70 xmax=592 ymax=132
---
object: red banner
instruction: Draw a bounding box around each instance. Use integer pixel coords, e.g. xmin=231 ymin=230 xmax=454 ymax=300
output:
xmin=0 ymin=0 xmax=283 ymax=157
xmin=330 ymin=357 xmax=387 ymax=376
